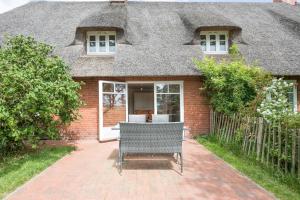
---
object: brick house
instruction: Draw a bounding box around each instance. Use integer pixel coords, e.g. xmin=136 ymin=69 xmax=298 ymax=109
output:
xmin=0 ymin=1 xmax=299 ymax=141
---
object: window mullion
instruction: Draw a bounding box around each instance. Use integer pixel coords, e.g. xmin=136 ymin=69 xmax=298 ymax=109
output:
xmin=216 ymin=34 xmax=220 ymax=52
xmin=95 ymin=34 xmax=99 ymax=53
xmin=207 ymin=35 xmax=210 ymax=52
xmin=225 ymin=34 xmax=228 ymax=52
xmin=87 ymin=35 xmax=90 ymax=53
xmin=293 ymin=83 xmax=297 ymax=112
xmin=106 ymin=35 xmax=109 ymax=53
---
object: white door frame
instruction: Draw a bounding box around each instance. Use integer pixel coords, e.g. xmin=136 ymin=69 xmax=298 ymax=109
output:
xmin=99 ymin=80 xmax=128 ymax=141
xmin=154 ymin=81 xmax=184 ymax=122
xmin=126 ymin=81 xmax=184 ymax=122
xmin=99 ymin=80 xmax=184 ymax=141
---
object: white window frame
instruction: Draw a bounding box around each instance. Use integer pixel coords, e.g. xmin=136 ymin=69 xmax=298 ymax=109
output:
xmin=154 ymin=81 xmax=184 ymax=123
xmin=286 ymin=80 xmax=298 ymax=113
xmin=200 ymin=31 xmax=229 ymax=55
xmin=87 ymin=31 xmax=116 ymax=55
xmin=99 ymin=81 xmax=127 ymax=141
xmin=126 ymin=81 xmax=184 ymax=123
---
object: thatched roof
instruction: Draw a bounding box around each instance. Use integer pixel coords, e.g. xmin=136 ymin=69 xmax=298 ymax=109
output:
xmin=0 ymin=1 xmax=300 ymax=77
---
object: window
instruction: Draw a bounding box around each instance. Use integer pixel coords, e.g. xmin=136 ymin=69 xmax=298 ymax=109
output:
xmin=155 ymin=83 xmax=182 ymax=122
xmin=200 ymin=31 xmax=228 ymax=54
xmin=286 ymin=80 xmax=298 ymax=112
xmin=87 ymin=31 xmax=116 ymax=55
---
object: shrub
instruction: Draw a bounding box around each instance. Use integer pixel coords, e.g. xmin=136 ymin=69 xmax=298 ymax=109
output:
xmin=257 ymin=78 xmax=294 ymax=122
xmin=194 ymin=46 xmax=271 ymax=115
xmin=0 ymin=35 xmax=83 ymax=154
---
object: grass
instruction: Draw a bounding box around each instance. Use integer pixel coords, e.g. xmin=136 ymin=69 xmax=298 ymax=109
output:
xmin=0 ymin=146 xmax=74 ymax=199
xmin=197 ymin=135 xmax=300 ymax=200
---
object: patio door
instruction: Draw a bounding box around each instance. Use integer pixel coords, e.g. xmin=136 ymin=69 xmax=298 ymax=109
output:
xmin=99 ymin=81 xmax=127 ymax=141
xmin=154 ymin=82 xmax=184 ymax=122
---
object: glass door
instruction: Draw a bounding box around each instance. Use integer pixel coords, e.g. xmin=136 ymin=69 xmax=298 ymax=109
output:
xmin=99 ymin=81 xmax=127 ymax=141
xmin=154 ymin=82 xmax=184 ymax=122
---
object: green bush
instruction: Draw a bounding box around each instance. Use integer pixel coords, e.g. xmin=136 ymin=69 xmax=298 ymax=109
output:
xmin=257 ymin=78 xmax=294 ymax=122
xmin=194 ymin=46 xmax=271 ymax=115
xmin=0 ymin=35 xmax=83 ymax=154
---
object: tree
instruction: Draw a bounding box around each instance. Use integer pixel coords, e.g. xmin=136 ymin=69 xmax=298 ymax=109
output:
xmin=0 ymin=35 xmax=83 ymax=154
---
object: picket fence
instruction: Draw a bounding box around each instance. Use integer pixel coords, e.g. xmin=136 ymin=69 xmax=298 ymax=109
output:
xmin=210 ymin=111 xmax=300 ymax=177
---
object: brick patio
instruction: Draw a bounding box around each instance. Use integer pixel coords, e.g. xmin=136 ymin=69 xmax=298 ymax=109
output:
xmin=5 ymin=139 xmax=275 ymax=200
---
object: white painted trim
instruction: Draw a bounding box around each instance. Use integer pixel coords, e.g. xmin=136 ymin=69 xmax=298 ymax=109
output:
xmin=99 ymin=81 xmax=103 ymax=141
xmin=287 ymin=80 xmax=298 ymax=113
xmin=99 ymin=80 xmax=185 ymax=141
xmin=126 ymin=81 xmax=154 ymax=84
xmin=126 ymin=81 xmax=184 ymax=122
xmin=294 ymin=82 xmax=298 ymax=113
xmin=154 ymin=81 xmax=184 ymax=122
xmin=125 ymin=83 xmax=129 ymax=122
xmin=200 ymin=31 xmax=229 ymax=54
xmin=87 ymin=31 xmax=116 ymax=55
xmin=99 ymin=80 xmax=127 ymax=141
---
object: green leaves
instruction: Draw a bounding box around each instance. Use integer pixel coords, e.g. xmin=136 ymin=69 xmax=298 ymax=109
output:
xmin=258 ymin=78 xmax=297 ymax=124
xmin=0 ymin=35 xmax=83 ymax=155
xmin=194 ymin=49 xmax=271 ymax=115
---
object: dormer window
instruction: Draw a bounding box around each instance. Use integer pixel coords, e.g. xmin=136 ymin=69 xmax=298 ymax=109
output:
xmin=200 ymin=31 xmax=228 ymax=54
xmin=87 ymin=31 xmax=116 ymax=55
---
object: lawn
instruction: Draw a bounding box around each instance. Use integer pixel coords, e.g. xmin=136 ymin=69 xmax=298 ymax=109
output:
xmin=0 ymin=146 xmax=74 ymax=199
xmin=197 ymin=135 xmax=300 ymax=200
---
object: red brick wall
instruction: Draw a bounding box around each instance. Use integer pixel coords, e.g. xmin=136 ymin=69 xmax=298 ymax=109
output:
xmin=63 ymin=79 xmax=99 ymax=139
xmin=184 ymin=77 xmax=210 ymax=136
xmin=65 ymin=76 xmax=300 ymax=140
xmin=66 ymin=76 xmax=210 ymax=140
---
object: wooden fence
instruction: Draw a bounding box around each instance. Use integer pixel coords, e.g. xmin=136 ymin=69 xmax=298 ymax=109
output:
xmin=210 ymin=111 xmax=300 ymax=177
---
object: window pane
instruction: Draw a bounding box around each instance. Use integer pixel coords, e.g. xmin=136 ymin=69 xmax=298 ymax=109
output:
xmin=103 ymin=83 xmax=114 ymax=92
xmin=103 ymin=94 xmax=126 ymax=127
xmin=99 ymin=35 xmax=105 ymax=41
xmin=200 ymin=35 xmax=206 ymax=40
xmin=200 ymin=41 xmax=206 ymax=51
xmin=89 ymin=35 xmax=96 ymax=52
xmin=220 ymin=35 xmax=226 ymax=41
xmin=210 ymin=41 xmax=216 ymax=51
xmin=220 ymin=41 xmax=226 ymax=51
xmin=109 ymin=35 xmax=116 ymax=52
xmin=89 ymin=42 xmax=96 ymax=52
xmin=287 ymin=82 xmax=295 ymax=111
xmin=287 ymin=92 xmax=295 ymax=111
xmin=115 ymin=84 xmax=126 ymax=93
xmin=156 ymin=94 xmax=180 ymax=122
xmin=156 ymin=84 xmax=168 ymax=93
xmin=169 ymin=84 xmax=180 ymax=93
xmin=210 ymin=35 xmax=216 ymax=40
xmin=99 ymin=35 xmax=106 ymax=52
xmin=90 ymin=35 xmax=96 ymax=41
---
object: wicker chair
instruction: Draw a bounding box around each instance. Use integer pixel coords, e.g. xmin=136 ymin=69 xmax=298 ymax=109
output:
xmin=118 ymin=122 xmax=184 ymax=173
xmin=128 ymin=114 xmax=146 ymax=123
xmin=152 ymin=114 xmax=169 ymax=123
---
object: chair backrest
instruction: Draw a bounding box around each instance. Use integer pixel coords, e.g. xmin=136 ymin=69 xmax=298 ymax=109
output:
xmin=128 ymin=114 xmax=146 ymax=123
xmin=152 ymin=114 xmax=169 ymax=123
xmin=119 ymin=122 xmax=184 ymax=153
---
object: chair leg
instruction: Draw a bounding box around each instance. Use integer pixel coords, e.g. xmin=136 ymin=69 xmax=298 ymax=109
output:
xmin=179 ymin=153 xmax=183 ymax=174
xmin=176 ymin=153 xmax=179 ymax=164
xmin=120 ymin=153 xmax=123 ymax=173
xmin=118 ymin=151 xmax=123 ymax=174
